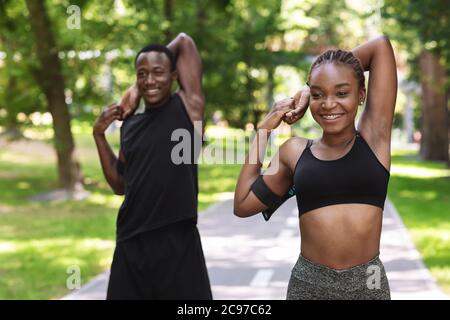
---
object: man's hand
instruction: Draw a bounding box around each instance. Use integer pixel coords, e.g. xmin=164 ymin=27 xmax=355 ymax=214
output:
xmin=93 ymin=103 xmax=123 ymax=136
xmin=120 ymin=84 xmax=140 ymax=119
xmin=282 ymin=85 xmax=310 ymax=125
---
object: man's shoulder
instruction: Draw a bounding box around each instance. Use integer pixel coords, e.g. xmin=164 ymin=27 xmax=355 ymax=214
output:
xmin=121 ymin=112 xmax=146 ymax=132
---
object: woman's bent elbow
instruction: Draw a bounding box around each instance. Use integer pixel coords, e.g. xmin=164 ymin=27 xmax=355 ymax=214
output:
xmin=233 ymin=203 xmax=245 ymax=217
xmin=233 ymin=208 xmax=245 ymax=218
xmin=233 ymin=203 xmax=256 ymax=218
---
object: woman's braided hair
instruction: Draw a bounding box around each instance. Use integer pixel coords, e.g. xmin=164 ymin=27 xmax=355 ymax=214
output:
xmin=307 ymin=49 xmax=366 ymax=90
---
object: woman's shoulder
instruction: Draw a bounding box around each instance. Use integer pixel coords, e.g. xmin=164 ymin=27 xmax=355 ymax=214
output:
xmin=280 ymin=136 xmax=308 ymax=150
xmin=279 ymin=136 xmax=310 ymax=173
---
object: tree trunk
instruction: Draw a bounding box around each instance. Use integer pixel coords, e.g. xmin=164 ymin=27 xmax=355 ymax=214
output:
xmin=25 ymin=0 xmax=82 ymax=190
xmin=252 ymin=109 xmax=262 ymax=132
xmin=419 ymin=50 xmax=449 ymax=163
xmin=0 ymin=0 xmax=22 ymax=140
xmin=164 ymin=0 xmax=173 ymax=43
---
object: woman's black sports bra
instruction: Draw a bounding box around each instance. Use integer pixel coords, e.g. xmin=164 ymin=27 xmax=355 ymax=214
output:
xmin=294 ymin=131 xmax=390 ymax=215
xmin=251 ymin=132 xmax=390 ymax=220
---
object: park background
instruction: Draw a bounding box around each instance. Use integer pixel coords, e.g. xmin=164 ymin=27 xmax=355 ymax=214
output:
xmin=0 ymin=0 xmax=449 ymax=299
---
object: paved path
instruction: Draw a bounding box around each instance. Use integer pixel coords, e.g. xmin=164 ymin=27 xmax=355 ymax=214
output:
xmin=62 ymin=198 xmax=448 ymax=300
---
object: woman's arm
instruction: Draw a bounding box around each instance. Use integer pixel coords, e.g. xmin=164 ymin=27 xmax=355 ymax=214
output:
xmin=352 ymin=36 xmax=397 ymax=169
xmin=234 ymin=94 xmax=308 ymax=218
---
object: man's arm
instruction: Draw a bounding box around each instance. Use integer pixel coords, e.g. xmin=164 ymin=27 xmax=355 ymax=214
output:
xmin=93 ymin=103 xmax=125 ymax=195
xmin=167 ymin=33 xmax=205 ymax=124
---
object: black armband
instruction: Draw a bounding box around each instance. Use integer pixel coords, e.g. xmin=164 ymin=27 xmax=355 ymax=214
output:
xmin=116 ymin=159 xmax=125 ymax=176
xmin=250 ymin=175 xmax=296 ymax=221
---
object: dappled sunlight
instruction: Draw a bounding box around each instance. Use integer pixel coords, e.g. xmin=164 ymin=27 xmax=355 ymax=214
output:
xmin=87 ymin=192 xmax=123 ymax=208
xmin=1 ymin=151 xmax=39 ymax=165
xmin=0 ymin=242 xmax=17 ymax=254
xmin=23 ymin=127 xmax=53 ymax=140
xmin=0 ymin=172 xmax=18 ymax=179
xmin=399 ymin=190 xmax=437 ymax=200
xmin=198 ymin=192 xmax=234 ymax=204
xmin=391 ymin=164 xmax=450 ymax=178
xmin=408 ymin=226 xmax=450 ymax=294
xmin=0 ymin=205 xmax=14 ymax=214
xmin=77 ymin=148 xmax=100 ymax=161
xmin=16 ymin=182 xmax=31 ymax=190
xmin=411 ymin=230 xmax=450 ymax=254
xmin=200 ymin=177 xmax=236 ymax=191
xmin=0 ymin=149 xmax=54 ymax=165
xmin=0 ymin=238 xmax=114 ymax=255
xmin=205 ymin=125 xmax=247 ymax=139
xmin=198 ymin=163 xmax=240 ymax=210
xmin=0 ymin=237 xmax=115 ymax=299
xmin=430 ymin=267 xmax=450 ymax=294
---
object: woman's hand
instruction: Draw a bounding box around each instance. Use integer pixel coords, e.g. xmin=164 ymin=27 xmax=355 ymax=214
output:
xmin=120 ymin=84 xmax=140 ymax=119
xmin=283 ymin=85 xmax=310 ymax=125
xmin=258 ymin=98 xmax=296 ymax=131
xmin=93 ymin=103 xmax=123 ymax=136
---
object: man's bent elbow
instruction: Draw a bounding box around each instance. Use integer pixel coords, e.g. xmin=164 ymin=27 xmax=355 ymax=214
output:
xmin=177 ymin=32 xmax=193 ymax=44
xmin=113 ymin=188 xmax=125 ymax=196
xmin=111 ymin=182 xmax=125 ymax=195
xmin=378 ymin=35 xmax=392 ymax=48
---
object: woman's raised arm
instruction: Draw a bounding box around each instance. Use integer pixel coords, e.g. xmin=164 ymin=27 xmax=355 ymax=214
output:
xmin=352 ymin=36 xmax=397 ymax=170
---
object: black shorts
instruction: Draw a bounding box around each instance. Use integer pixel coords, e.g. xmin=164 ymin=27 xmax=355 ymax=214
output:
xmin=107 ymin=220 xmax=212 ymax=300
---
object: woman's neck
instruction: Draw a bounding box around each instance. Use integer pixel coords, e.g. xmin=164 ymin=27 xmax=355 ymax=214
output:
xmin=320 ymin=127 xmax=357 ymax=148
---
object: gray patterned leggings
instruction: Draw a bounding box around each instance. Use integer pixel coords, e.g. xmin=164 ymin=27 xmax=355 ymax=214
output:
xmin=287 ymin=254 xmax=391 ymax=300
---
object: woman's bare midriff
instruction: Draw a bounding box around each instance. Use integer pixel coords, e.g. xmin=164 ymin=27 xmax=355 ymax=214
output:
xmin=299 ymin=203 xmax=383 ymax=270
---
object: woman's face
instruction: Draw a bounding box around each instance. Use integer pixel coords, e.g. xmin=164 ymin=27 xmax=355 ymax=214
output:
xmin=308 ymin=63 xmax=365 ymax=134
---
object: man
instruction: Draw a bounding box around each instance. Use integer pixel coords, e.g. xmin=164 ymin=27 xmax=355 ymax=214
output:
xmin=93 ymin=33 xmax=211 ymax=299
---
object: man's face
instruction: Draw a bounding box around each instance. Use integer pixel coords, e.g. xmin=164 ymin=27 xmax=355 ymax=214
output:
xmin=135 ymin=51 xmax=177 ymax=107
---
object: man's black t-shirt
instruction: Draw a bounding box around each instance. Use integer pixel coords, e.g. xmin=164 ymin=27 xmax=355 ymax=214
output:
xmin=117 ymin=93 xmax=200 ymax=242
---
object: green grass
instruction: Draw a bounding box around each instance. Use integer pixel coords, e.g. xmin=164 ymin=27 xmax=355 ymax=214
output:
xmin=0 ymin=123 xmax=241 ymax=299
xmin=0 ymin=132 xmax=118 ymax=299
xmin=388 ymin=149 xmax=450 ymax=295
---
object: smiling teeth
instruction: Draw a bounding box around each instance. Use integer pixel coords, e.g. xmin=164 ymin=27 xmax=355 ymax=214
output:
xmin=322 ymin=114 xmax=340 ymax=120
xmin=147 ymin=89 xmax=159 ymax=94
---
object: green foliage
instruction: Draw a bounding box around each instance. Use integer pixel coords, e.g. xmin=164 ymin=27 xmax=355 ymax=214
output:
xmin=0 ymin=0 xmax=46 ymax=128
xmin=382 ymin=0 xmax=450 ymax=79
xmin=0 ymin=0 xmax=421 ymax=130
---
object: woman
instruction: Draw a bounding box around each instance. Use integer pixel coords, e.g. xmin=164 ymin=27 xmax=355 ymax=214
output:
xmin=233 ymin=36 xmax=397 ymax=300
